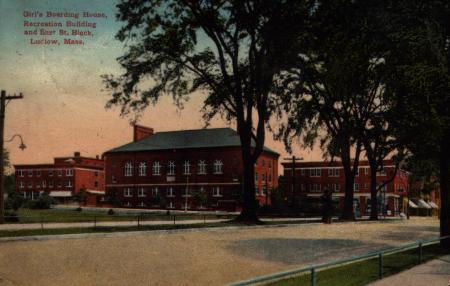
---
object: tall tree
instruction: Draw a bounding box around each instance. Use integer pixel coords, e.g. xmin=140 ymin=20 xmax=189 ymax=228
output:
xmin=382 ymin=0 xmax=450 ymax=242
xmin=279 ymin=0 xmax=386 ymax=220
xmin=103 ymin=0 xmax=309 ymax=222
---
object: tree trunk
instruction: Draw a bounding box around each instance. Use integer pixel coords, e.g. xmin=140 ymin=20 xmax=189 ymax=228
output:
xmin=235 ymin=133 xmax=259 ymax=224
xmin=440 ymin=132 xmax=450 ymax=248
xmin=341 ymin=145 xmax=355 ymax=220
xmin=370 ymin=165 xmax=378 ymax=220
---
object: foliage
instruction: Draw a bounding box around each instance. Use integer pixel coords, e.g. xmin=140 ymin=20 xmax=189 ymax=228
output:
xmin=4 ymin=191 xmax=24 ymax=211
xmin=25 ymin=191 xmax=54 ymax=209
xmin=107 ymin=209 xmax=115 ymax=215
xmin=103 ymin=0 xmax=311 ymax=221
xmin=192 ymin=189 xmax=208 ymax=208
xmin=73 ymin=188 xmax=87 ymax=205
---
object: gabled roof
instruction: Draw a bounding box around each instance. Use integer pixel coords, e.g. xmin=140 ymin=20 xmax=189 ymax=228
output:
xmin=105 ymin=128 xmax=279 ymax=156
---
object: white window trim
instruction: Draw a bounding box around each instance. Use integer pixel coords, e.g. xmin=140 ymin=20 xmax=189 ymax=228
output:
xmin=138 ymin=187 xmax=146 ymax=197
xmin=138 ymin=162 xmax=147 ymax=177
xmin=167 ymin=187 xmax=175 ymax=197
xmin=198 ymin=160 xmax=207 ymax=174
xmin=66 ymin=169 xmax=73 ymax=176
xmin=183 ymin=161 xmax=191 ymax=175
xmin=124 ymin=188 xmax=132 ymax=197
xmin=152 ymin=161 xmax=161 ymax=175
xmin=124 ymin=162 xmax=133 ymax=177
xmin=19 ymin=181 xmax=25 ymax=189
xmin=213 ymin=160 xmax=223 ymax=174
xmin=168 ymin=161 xmax=176 ymax=175
xmin=310 ymin=168 xmax=321 ymax=177
xmin=212 ymin=186 xmax=222 ymax=197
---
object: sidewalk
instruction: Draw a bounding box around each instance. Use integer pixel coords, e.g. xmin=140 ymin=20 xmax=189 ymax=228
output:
xmin=369 ymin=255 xmax=450 ymax=286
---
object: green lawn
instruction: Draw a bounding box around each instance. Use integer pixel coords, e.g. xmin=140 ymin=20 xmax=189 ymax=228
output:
xmin=0 ymin=221 xmax=245 ymax=238
xmin=5 ymin=208 xmax=235 ymax=223
xmin=265 ymin=244 xmax=445 ymax=286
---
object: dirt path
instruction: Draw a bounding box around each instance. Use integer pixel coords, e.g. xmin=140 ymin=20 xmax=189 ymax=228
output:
xmin=0 ymin=217 xmax=438 ymax=286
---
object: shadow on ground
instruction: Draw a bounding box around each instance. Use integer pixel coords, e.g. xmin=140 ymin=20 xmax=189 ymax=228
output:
xmin=226 ymin=238 xmax=387 ymax=265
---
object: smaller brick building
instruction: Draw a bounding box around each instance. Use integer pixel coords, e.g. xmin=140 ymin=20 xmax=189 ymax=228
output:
xmin=14 ymin=152 xmax=105 ymax=205
xmin=282 ymin=160 xmax=409 ymax=216
xmin=103 ymin=126 xmax=279 ymax=211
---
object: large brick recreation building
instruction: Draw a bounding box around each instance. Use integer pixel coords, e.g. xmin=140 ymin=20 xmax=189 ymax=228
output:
xmin=14 ymin=152 xmax=105 ymax=205
xmin=103 ymin=126 xmax=279 ymax=211
xmin=282 ymin=160 xmax=410 ymax=216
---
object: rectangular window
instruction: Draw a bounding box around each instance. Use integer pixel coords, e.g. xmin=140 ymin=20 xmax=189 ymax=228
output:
xmin=57 ymin=170 xmax=62 ymax=177
xmin=67 ymin=180 xmax=73 ymax=188
xmin=123 ymin=188 xmax=132 ymax=197
xmin=354 ymin=183 xmax=359 ymax=192
xmin=167 ymin=202 xmax=175 ymax=209
xmin=95 ymin=171 xmax=99 ymax=177
xmin=94 ymin=181 xmax=98 ymax=188
xmin=301 ymin=169 xmax=305 ymax=176
xmin=167 ymin=187 xmax=174 ymax=197
xmin=36 ymin=182 xmax=41 ymax=189
xmin=152 ymin=162 xmax=161 ymax=175
xmin=18 ymin=170 xmax=25 ymax=177
xmin=36 ymin=170 xmax=41 ymax=177
xmin=311 ymin=183 xmax=321 ymax=192
xmin=334 ymin=184 xmax=340 ymax=192
xmin=213 ymin=187 xmax=222 ymax=197
xmin=28 ymin=170 xmax=33 ymax=177
xmin=49 ymin=181 xmax=54 ymax=188
xmin=377 ymin=167 xmax=387 ymax=176
xmin=168 ymin=161 xmax=176 ymax=175
xmin=19 ymin=181 xmax=25 ymax=189
xmin=152 ymin=187 xmax=159 ymax=197
xmin=66 ymin=169 xmax=73 ymax=176
xmin=310 ymin=168 xmax=321 ymax=177
xmin=28 ymin=182 xmax=33 ymax=189
xmin=364 ymin=167 xmax=369 ymax=175
xmin=355 ymin=168 xmax=360 ymax=176
xmin=49 ymin=170 xmax=54 ymax=177
xmin=57 ymin=181 xmax=62 ymax=188
xmin=138 ymin=187 xmax=145 ymax=197
xmin=183 ymin=161 xmax=191 ymax=175
xmin=42 ymin=181 xmax=46 ymax=188
xmin=328 ymin=168 xmax=340 ymax=177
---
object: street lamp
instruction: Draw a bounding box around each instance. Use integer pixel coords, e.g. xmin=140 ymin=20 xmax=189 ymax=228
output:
xmin=6 ymin=134 xmax=27 ymax=150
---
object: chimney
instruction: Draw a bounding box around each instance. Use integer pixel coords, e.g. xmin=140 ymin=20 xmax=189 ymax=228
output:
xmin=95 ymin=155 xmax=100 ymax=159
xmin=133 ymin=124 xmax=154 ymax=142
xmin=74 ymin=152 xmax=81 ymax=157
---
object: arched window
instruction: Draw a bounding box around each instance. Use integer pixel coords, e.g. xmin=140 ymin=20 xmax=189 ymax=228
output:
xmin=183 ymin=161 xmax=191 ymax=174
xmin=168 ymin=161 xmax=176 ymax=175
xmin=124 ymin=162 xmax=133 ymax=177
xmin=152 ymin=161 xmax=161 ymax=175
xmin=138 ymin=162 xmax=147 ymax=176
xmin=198 ymin=160 xmax=207 ymax=174
xmin=213 ymin=160 xmax=223 ymax=174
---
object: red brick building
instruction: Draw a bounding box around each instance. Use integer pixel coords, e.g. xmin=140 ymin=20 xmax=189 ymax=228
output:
xmin=14 ymin=152 xmax=105 ymax=205
xmin=103 ymin=126 xmax=279 ymax=211
xmin=282 ymin=160 xmax=409 ymax=216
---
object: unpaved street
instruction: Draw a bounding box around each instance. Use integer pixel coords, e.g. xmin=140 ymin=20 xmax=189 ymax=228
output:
xmin=0 ymin=218 xmax=439 ymax=286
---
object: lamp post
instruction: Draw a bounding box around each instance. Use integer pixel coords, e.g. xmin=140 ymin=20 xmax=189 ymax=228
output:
xmin=0 ymin=90 xmax=24 ymax=224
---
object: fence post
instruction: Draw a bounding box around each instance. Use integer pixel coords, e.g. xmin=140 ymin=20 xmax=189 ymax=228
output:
xmin=310 ymin=268 xmax=316 ymax=286
xmin=94 ymin=216 xmax=97 ymax=229
xmin=204 ymin=215 xmax=206 ymax=224
xmin=173 ymin=215 xmax=176 ymax=225
xmin=378 ymin=253 xmax=383 ymax=279
xmin=40 ymin=216 xmax=44 ymax=231
xmin=137 ymin=215 xmax=140 ymax=229
xmin=418 ymin=242 xmax=423 ymax=264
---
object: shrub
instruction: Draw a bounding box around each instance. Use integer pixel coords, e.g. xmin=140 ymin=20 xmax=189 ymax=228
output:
xmin=4 ymin=211 xmax=19 ymax=222
xmin=25 ymin=192 xmax=54 ymax=209
xmin=107 ymin=208 xmax=115 ymax=215
xmin=75 ymin=207 xmax=82 ymax=212
xmin=5 ymin=192 xmax=24 ymax=211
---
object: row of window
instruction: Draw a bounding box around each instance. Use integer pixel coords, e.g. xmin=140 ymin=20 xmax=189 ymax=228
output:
xmin=255 ymin=160 xmax=273 ymax=168
xmin=254 ymin=172 xmax=273 ymax=182
xmin=18 ymin=180 xmax=74 ymax=189
xmin=298 ymin=167 xmax=387 ymax=177
xmin=17 ymin=169 xmax=74 ymax=177
xmin=122 ymin=186 xmax=223 ymax=198
xmin=122 ymin=201 xmax=208 ymax=209
xmin=299 ymin=183 xmax=389 ymax=192
xmin=123 ymin=160 xmax=224 ymax=177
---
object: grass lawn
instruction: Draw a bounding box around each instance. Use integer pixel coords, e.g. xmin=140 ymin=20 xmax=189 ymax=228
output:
xmin=0 ymin=221 xmax=248 ymax=238
xmin=5 ymin=208 xmax=235 ymax=223
xmin=265 ymin=243 xmax=445 ymax=286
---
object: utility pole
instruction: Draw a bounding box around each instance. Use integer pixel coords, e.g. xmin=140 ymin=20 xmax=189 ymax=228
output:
xmin=283 ymin=156 xmax=303 ymax=209
xmin=0 ymin=90 xmax=24 ymax=224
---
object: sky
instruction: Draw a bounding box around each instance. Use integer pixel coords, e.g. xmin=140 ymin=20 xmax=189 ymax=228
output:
xmin=0 ymin=0 xmax=322 ymax=172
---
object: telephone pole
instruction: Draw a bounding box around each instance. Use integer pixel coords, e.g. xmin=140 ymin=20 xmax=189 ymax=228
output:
xmin=283 ymin=155 xmax=303 ymax=209
xmin=0 ymin=90 xmax=24 ymax=224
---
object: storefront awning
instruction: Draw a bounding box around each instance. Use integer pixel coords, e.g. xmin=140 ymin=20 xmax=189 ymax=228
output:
xmin=49 ymin=191 xmax=72 ymax=198
xmin=86 ymin=189 xmax=105 ymax=195
xmin=417 ymin=199 xmax=432 ymax=209
xmin=408 ymin=200 xmax=419 ymax=208
xmin=428 ymin=201 xmax=439 ymax=209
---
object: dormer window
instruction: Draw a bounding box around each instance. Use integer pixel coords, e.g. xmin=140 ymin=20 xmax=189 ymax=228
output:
xmin=124 ymin=162 xmax=133 ymax=177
